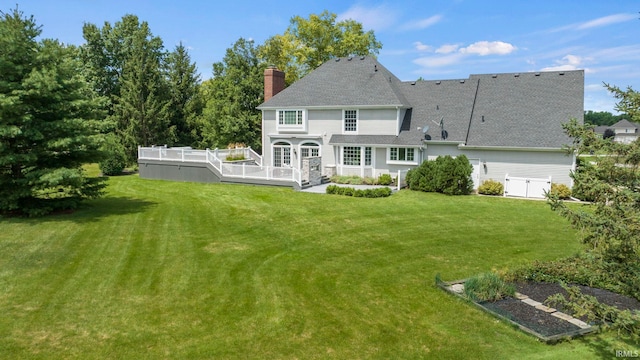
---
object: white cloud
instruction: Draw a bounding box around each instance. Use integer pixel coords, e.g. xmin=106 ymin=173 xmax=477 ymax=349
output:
xmin=577 ymin=13 xmax=638 ymax=30
xmin=401 ymin=15 xmax=443 ymax=31
xmin=414 ymin=41 xmax=432 ymax=52
xmin=549 ymin=13 xmax=638 ymax=33
xmin=459 ymin=41 xmax=517 ymax=56
xmin=413 ymin=53 xmax=465 ymax=68
xmin=436 ymin=44 xmax=460 ymax=54
xmin=337 ymin=4 xmax=399 ymax=31
xmin=541 ymin=54 xmax=588 ymax=71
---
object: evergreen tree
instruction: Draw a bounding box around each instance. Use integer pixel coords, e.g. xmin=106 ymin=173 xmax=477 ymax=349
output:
xmin=115 ymin=29 xmax=172 ymax=161
xmin=0 ymin=8 xmax=106 ymax=216
xmin=166 ymin=42 xmax=202 ymax=146
xmin=82 ymin=15 xmax=172 ymax=162
xmin=550 ymin=118 xmax=640 ymax=265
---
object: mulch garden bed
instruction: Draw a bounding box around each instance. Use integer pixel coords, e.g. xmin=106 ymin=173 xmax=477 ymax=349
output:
xmin=440 ymin=280 xmax=640 ymax=342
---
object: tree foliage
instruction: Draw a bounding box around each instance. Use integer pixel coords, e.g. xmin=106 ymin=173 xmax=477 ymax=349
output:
xmin=82 ymin=15 xmax=188 ymax=162
xmin=549 ymin=119 xmax=640 ymax=265
xmin=605 ymin=83 xmax=640 ymax=122
xmin=260 ymin=10 xmax=382 ymax=84
xmin=583 ymin=110 xmax=627 ymax=126
xmin=198 ymin=38 xmax=265 ymax=151
xmin=166 ymin=42 xmax=202 ymax=146
xmin=0 ymin=8 xmax=106 ymax=216
xmin=406 ymin=155 xmax=474 ymax=195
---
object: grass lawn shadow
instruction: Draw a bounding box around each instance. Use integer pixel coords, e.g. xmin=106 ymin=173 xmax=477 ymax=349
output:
xmin=2 ymin=196 xmax=158 ymax=224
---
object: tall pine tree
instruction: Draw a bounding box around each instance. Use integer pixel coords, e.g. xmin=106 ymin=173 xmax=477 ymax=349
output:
xmin=0 ymin=8 xmax=106 ymax=216
xmin=82 ymin=15 xmax=175 ymax=162
xmin=166 ymin=42 xmax=202 ymax=147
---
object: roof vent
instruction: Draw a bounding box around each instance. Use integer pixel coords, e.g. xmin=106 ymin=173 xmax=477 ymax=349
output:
xmin=411 ymin=81 xmax=416 ymax=85
xmin=435 ymin=81 xmax=441 ymax=85
xmin=335 ymin=58 xmax=340 ymax=62
xmin=348 ymin=56 xmax=353 ymax=61
xmin=360 ymin=56 xmax=365 ymax=60
xmin=559 ymin=72 xmax=565 ymax=75
xmin=374 ymin=65 xmax=378 ymax=72
xmin=492 ymin=74 xmax=497 ymax=78
xmin=534 ymin=72 xmax=540 ymax=76
xmin=514 ymin=73 xmax=520 ymax=77
xmin=459 ymin=79 xmax=465 ymax=83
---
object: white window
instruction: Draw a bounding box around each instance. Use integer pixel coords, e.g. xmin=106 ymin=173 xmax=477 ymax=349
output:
xmin=277 ymin=109 xmax=306 ymax=132
xmin=342 ymin=146 xmax=372 ymax=166
xmin=344 ymin=110 xmax=358 ymax=133
xmin=273 ymin=141 xmax=291 ymax=167
xmin=300 ymin=142 xmax=320 ymax=158
xmin=343 ymin=146 xmax=361 ymax=166
xmin=388 ymin=147 xmax=416 ymax=163
xmin=365 ymin=147 xmax=372 ymax=166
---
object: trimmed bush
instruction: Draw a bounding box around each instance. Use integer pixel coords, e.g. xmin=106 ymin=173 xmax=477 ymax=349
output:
xmin=325 ymin=185 xmax=392 ymax=198
xmin=550 ymin=183 xmax=572 ymax=199
xmin=478 ymin=179 xmax=504 ymax=196
xmin=406 ymin=155 xmax=473 ymax=195
xmin=99 ymin=134 xmax=127 ymax=176
xmin=377 ymin=173 xmax=393 ymax=185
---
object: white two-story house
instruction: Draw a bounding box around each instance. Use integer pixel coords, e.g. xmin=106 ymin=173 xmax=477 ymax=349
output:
xmin=257 ymin=56 xmax=584 ymax=188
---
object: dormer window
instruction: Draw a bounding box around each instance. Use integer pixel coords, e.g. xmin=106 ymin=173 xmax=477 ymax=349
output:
xmin=277 ymin=109 xmax=306 ymax=132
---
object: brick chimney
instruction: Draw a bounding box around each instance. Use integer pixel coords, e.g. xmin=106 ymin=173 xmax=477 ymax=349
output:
xmin=264 ymin=66 xmax=285 ymax=102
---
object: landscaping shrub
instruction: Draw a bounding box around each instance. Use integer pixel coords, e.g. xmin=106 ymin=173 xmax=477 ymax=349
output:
xmin=330 ymin=175 xmax=364 ymax=185
xmin=504 ymin=253 xmax=640 ymax=301
xmin=478 ymin=179 xmax=504 ymax=196
xmin=549 ymin=183 xmax=571 ymax=199
xmin=406 ymin=155 xmax=473 ymax=195
xmin=377 ymin=173 xmax=393 ymax=185
xmin=99 ymin=134 xmax=127 ymax=176
xmin=545 ymin=283 xmax=640 ymax=338
xmin=325 ymin=185 xmax=392 ymax=198
xmin=464 ymin=272 xmax=515 ymax=302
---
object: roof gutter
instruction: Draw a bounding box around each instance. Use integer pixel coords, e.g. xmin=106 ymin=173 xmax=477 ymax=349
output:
xmin=257 ymin=104 xmax=407 ymax=110
xmin=458 ymin=144 xmax=566 ymax=152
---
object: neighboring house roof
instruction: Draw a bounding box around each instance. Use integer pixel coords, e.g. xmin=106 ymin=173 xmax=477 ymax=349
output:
xmin=611 ymin=119 xmax=637 ymax=128
xmin=259 ymin=56 xmax=584 ymax=150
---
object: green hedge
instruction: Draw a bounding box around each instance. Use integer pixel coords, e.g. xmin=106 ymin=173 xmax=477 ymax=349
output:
xmin=326 ymin=185 xmax=392 ymax=198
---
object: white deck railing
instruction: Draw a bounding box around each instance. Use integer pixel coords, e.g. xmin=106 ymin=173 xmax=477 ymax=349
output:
xmin=138 ymin=146 xmax=300 ymax=185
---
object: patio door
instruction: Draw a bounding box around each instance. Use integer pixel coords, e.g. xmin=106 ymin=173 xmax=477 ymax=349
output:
xmin=273 ymin=142 xmax=291 ymax=167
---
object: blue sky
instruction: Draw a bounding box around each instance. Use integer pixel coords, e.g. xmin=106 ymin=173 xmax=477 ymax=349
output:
xmin=11 ymin=0 xmax=640 ymax=113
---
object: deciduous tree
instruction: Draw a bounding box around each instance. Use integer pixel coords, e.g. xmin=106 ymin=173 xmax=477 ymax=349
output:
xmin=199 ymin=38 xmax=264 ymax=151
xmin=260 ymin=10 xmax=382 ymax=84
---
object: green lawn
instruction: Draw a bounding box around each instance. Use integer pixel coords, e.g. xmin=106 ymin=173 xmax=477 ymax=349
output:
xmin=0 ymin=172 xmax=623 ymax=359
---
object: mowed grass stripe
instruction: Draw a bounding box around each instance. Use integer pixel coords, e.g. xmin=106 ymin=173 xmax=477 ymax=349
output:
xmin=0 ymin=173 xmax=606 ymax=359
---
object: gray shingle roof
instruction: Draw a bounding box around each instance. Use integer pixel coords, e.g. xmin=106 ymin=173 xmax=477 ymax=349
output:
xmin=466 ymin=72 xmax=584 ymax=148
xmin=259 ymin=58 xmax=584 ymax=149
xmin=257 ymin=56 xmax=410 ymax=109
xmin=611 ymin=119 xmax=636 ymax=128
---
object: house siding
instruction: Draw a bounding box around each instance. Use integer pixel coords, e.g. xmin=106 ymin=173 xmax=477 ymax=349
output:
xmin=358 ymin=108 xmax=398 ymax=135
xmin=424 ymin=143 xmax=574 ymax=186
